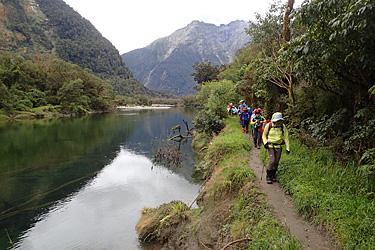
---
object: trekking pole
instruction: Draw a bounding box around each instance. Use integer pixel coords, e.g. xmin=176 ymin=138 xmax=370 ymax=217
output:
xmin=261 ymin=164 xmax=265 ymax=180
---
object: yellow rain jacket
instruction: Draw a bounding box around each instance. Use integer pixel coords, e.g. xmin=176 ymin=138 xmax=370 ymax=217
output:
xmin=262 ymin=123 xmax=290 ymax=151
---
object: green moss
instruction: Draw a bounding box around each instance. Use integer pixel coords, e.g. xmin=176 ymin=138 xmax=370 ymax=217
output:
xmin=276 ymin=139 xmax=375 ymax=249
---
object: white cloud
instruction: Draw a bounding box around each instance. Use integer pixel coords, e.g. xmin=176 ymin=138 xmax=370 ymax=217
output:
xmin=63 ymin=0 xmax=303 ymax=54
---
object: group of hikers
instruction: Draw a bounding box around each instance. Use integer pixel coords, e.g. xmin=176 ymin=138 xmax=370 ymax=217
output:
xmin=227 ymin=100 xmax=290 ymax=184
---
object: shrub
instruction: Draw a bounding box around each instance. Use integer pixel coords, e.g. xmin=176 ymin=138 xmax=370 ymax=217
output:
xmin=193 ymin=80 xmax=238 ymax=135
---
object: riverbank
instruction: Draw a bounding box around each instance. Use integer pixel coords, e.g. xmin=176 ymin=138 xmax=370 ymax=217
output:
xmin=136 ymin=117 xmax=299 ymax=249
xmin=0 ymin=106 xmax=66 ymax=122
xmin=116 ymin=104 xmax=175 ymax=111
xmin=0 ymin=104 xmax=178 ymax=122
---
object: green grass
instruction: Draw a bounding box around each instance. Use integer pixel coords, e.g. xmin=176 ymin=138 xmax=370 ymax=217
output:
xmin=209 ymin=117 xmax=300 ymax=249
xmin=137 ymin=201 xmax=190 ymax=243
xmin=230 ymin=191 xmax=301 ymax=249
xmin=136 ymin=117 xmax=300 ymax=248
xmin=0 ymin=110 xmax=8 ymax=122
xmin=264 ymin=139 xmax=375 ymax=249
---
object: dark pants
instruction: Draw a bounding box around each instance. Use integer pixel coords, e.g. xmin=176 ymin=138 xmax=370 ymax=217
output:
xmin=267 ymin=148 xmax=282 ymax=180
xmin=242 ymin=120 xmax=249 ymax=133
xmin=253 ymin=127 xmax=262 ymax=147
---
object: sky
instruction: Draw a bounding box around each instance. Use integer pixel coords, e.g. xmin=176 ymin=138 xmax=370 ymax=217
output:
xmin=63 ymin=0 xmax=303 ymax=54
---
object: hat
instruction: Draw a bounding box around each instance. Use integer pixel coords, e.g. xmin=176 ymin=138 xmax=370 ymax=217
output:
xmin=255 ymin=108 xmax=262 ymax=114
xmin=271 ymin=112 xmax=284 ymax=122
xmin=239 ymin=100 xmax=244 ymax=103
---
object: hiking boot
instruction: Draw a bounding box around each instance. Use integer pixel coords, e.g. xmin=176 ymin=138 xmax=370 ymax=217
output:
xmin=266 ymin=177 xmax=273 ymax=184
xmin=271 ymin=170 xmax=277 ymax=182
xmin=266 ymin=170 xmax=273 ymax=184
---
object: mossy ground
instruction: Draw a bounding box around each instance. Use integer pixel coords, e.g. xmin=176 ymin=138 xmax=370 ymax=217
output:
xmin=260 ymin=139 xmax=375 ymax=249
xmin=137 ymin=117 xmax=300 ymax=249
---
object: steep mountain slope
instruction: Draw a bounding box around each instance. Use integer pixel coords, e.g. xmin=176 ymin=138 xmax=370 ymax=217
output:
xmin=122 ymin=20 xmax=250 ymax=95
xmin=0 ymin=0 xmax=150 ymax=95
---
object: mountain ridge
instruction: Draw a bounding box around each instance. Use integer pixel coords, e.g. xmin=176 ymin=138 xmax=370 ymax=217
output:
xmin=122 ymin=20 xmax=250 ymax=95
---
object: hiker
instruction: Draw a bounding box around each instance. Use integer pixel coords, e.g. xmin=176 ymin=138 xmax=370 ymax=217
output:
xmin=231 ymin=106 xmax=238 ymax=115
xmin=227 ymin=103 xmax=234 ymax=114
xmin=239 ymin=107 xmax=251 ymax=134
xmin=251 ymin=109 xmax=265 ymax=149
xmin=262 ymin=112 xmax=290 ymax=184
xmin=237 ymin=100 xmax=248 ymax=114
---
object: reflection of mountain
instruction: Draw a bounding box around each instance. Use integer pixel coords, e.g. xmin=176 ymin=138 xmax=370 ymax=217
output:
xmin=0 ymin=110 xmax=195 ymax=248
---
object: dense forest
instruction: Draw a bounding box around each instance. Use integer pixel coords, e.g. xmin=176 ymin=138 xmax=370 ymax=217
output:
xmin=193 ymin=0 xmax=375 ymax=162
xmin=0 ymin=0 xmax=152 ymax=97
xmin=0 ymin=52 xmax=114 ymax=118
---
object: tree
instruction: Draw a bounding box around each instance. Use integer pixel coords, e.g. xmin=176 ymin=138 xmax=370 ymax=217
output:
xmin=192 ymin=61 xmax=221 ymax=85
xmin=58 ymin=78 xmax=89 ymax=114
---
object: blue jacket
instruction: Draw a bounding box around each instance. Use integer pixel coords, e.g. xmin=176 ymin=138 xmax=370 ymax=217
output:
xmin=240 ymin=111 xmax=251 ymax=121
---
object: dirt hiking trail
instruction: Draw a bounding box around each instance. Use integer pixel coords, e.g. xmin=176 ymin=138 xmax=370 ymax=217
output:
xmin=249 ymin=148 xmax=337 ymax=250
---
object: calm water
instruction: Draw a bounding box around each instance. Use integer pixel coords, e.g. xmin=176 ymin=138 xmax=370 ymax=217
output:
xmin=0 ymin=109 xmax=199 ymax=249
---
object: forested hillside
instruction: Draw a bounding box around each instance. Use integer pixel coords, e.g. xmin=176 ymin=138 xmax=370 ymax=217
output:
xmin=0 ymin=52 xmax=114 ymax=118
xmin=216 ymin=0 xmax=375 ymax=161
xmin=0 ymin=0 xmax=151 ymax=96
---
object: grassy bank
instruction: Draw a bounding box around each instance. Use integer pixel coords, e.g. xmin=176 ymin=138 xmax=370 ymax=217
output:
xmin=137 ymin=117 xmax=300 ymax=249
xmin=260 ymin=139 xmax=375 ymax=249
xmin=0 ymin=105 xmax=113 ymax=122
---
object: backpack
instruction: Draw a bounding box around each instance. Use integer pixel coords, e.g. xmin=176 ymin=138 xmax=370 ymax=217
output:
xmin=242 ymin=112 xmax=250 ymax=121
xmin=265 ymin=122 xmax=285 ymax=140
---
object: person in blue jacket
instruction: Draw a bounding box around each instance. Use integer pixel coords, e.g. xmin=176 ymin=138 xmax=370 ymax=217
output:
xmin=240 ymin=107 xmax=251 ymax=134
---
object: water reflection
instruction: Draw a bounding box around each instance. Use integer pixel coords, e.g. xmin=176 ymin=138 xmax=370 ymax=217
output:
xmin=15 ymin=150 xmax=198 ymax=250
xmin=0 ymin=109 xmax=199 ymax=249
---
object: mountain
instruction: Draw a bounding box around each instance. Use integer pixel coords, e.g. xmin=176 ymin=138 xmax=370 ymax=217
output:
xmin=0 ymin=0 xmax=150 ymax=96
xmin=122 ymin=20 xmax=250 ymax=95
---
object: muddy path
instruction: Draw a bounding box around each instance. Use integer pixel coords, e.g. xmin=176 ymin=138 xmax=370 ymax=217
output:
xmin=249 ymin=148 xmax=337 ymax=250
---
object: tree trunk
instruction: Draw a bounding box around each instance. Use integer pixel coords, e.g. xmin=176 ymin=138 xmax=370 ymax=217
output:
xmin=282 ymin=0 xmax=295 ymax=42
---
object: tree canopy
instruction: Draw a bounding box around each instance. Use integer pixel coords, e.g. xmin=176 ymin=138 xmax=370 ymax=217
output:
xmin=218 ymin=0 xmax=375 ymax=160
xmin=0 ymin=52 xmax=114 ymax=116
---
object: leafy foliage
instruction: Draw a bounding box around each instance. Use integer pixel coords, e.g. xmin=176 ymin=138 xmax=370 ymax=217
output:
xmin=192 ymin=61 xmax=222 ymax=85
xmin=260 ymin=139 xmax=375 ymax=248
xmin=0 ymin=51 xmax=114 ymax=116
xmin=0 ymin=0 xmax=150 ymax=96
xmin=219 ymin=0 xmax=375 ymax=159
xmin=193 ymin=80 xmax=238 ymax=134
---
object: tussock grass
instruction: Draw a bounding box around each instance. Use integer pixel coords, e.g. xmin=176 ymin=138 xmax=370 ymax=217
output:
xmin=0 ymin=111 xmax=8 ymax=122
xmin=263 ymin=139 xmax=375 ymax=249
xmin=136 ymin=117 xmax=300 ymax=248
xmin=207 ymin=117 xmax=300 ymax=248
xmin=136 ymin=201 xmax=190 ymax=243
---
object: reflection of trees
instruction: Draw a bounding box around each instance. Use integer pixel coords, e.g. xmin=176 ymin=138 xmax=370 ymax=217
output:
xmin=0 ymin=114 xmax=136 ymax=248
xmin=168 ymin=120 xmax=194 ymax=143
xmin=0 ymin=110 xmax=196 ymax=248
xmin=153 ymin=119 xmax=194 ymax=169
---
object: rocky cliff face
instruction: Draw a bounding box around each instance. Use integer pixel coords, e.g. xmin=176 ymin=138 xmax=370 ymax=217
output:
xmin=122 ymin=20 xmax=250 ymax=95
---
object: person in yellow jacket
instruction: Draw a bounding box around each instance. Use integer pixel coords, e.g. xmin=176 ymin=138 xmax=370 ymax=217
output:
xmin=262 ymin=112 xmax=290 ymax=184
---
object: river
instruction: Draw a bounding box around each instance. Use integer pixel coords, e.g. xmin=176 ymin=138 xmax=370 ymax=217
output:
xmin=0 ymin=109 xmax=199 ymax=249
